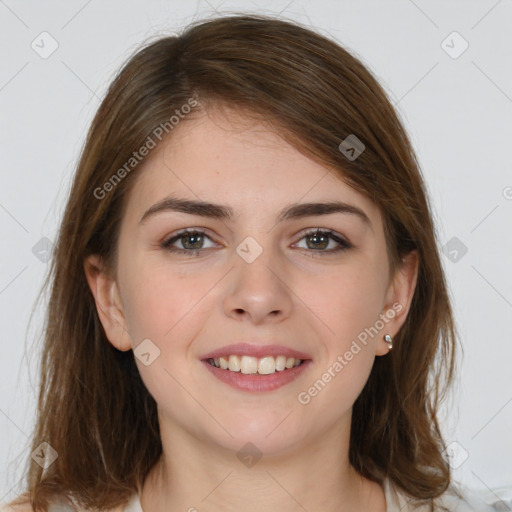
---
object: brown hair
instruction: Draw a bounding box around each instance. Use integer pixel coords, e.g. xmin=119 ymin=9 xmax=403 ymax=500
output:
xmin=8 ymin=13 xmax=458 ymax=511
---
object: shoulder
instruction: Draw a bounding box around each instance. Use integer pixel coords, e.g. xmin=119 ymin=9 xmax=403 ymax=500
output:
xmin=0 ymin=503 xmax=32 ymax=512
xmin=0 ymin=497 xmax=133 ymax=512
xmin=435 ymin=483 xmax=512 ymax=511
xmin=384 ymin=477 xmax=512 ymax=512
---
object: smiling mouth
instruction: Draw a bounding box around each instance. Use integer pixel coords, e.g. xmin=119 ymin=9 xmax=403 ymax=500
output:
xmin=205 ymin=354 xmax=306 ymax=375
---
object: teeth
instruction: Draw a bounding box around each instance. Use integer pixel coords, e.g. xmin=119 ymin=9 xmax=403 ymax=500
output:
xmin=208 ymin=355 xmax=304 ymax=374
xmin=275 ymin=355 xmax=286 ymax=371
xmin=258 ymin=356 xmax=275 ymax=375
xmin=240 ymin=355 xmax=258 ymax=374
xmin=228 ymin=355 xmax=240 ymax=372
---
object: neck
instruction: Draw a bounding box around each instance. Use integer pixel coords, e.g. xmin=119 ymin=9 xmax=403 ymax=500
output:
xmin=140 ymin=416 xmax=386 ymax=512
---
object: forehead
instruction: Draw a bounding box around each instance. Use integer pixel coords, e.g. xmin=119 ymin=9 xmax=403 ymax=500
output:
xmin=123 ymin=107 xmax=382 ymax=227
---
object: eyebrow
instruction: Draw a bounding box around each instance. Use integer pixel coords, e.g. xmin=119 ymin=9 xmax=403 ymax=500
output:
xmin=139 ymin=195 xmax=372 ymax=227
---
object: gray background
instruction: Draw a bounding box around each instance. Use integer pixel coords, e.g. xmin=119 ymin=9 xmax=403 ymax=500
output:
xmin=1 ymin=0 xmax=511 ymax=503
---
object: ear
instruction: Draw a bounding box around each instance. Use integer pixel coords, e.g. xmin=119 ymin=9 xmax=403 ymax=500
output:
xmin=375 ymin=250 xmax=419 ymax=356
xmin=83 ymin=254 xmax=132 ymax=352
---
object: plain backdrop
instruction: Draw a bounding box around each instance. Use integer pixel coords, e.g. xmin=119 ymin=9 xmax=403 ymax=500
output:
xmin=1 ymin=0 xmax=511 ymax=503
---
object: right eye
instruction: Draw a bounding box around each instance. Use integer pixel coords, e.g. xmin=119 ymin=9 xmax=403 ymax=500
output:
xmin=161 ymin=228 xmax=217 ymax=256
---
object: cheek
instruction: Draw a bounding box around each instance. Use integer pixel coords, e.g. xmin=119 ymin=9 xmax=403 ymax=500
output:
xmin=315 ymin=262 xmax=388 ymax=343
xmin=118 ymin=256 xmax=215 ymax=347
xmin=298 ymin=268 xmax=385 ymax=418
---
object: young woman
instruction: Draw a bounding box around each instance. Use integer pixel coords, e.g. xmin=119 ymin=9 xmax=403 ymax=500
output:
xmin=3 ymin=13 xmax=510 ymax=512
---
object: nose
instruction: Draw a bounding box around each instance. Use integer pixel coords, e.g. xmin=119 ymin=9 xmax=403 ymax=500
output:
xmin=223 ymin=243 xmax=293 ymax=325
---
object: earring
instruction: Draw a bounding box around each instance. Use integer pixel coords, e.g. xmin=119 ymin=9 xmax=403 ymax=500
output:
xmin=384 ymin=334 xmax=393 ymax=350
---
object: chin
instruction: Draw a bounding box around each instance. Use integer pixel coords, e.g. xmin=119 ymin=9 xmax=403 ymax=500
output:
xmin=211 ymin=416 xmax=305 ymax=457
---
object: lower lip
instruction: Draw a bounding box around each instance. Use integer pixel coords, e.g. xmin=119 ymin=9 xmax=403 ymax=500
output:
xmin=201 ymin=359 xmax=312 ymax=392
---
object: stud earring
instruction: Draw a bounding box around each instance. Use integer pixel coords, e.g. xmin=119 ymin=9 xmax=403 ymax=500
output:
xmin=384 ymin=334 xmax=393 ymax=350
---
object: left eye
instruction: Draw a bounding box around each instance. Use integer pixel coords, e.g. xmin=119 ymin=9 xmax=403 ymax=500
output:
xmin=293 ymin=229 xmax=352 ymax=254
xmin=161 ymin=228 xmax=351 ymax=256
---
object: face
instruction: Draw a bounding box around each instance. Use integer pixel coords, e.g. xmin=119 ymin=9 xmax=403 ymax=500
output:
xmin=86 ymin=106 xmax=416 ymax=457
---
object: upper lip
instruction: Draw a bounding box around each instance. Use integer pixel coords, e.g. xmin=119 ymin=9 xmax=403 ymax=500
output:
xmin=201 ymin=343 xmax=312 ymax=361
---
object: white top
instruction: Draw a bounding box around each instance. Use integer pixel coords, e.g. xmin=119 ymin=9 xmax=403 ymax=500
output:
xmin=383 ymin=477 xmax=512 ymax=511
xmin=2 ymin=478 xmax=511 ymax=511
xmin=120 ymin=478 xmax=512 ymax=512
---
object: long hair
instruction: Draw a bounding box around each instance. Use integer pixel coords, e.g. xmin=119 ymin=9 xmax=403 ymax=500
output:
xmin=9 ymin=14 xmax=458 ymax=511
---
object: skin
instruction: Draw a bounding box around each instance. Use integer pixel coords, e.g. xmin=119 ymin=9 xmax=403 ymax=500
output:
xmin=85 ymin=106 xmax=418 ymax=512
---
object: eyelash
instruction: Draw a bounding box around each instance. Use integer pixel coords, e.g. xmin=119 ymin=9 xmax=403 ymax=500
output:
xmin=160 ymin=228 xmax=352 ymax=257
